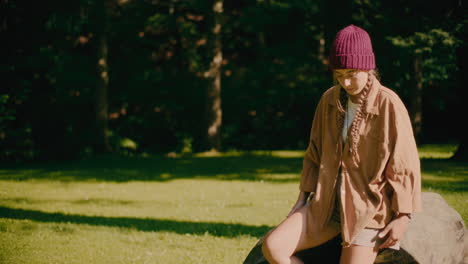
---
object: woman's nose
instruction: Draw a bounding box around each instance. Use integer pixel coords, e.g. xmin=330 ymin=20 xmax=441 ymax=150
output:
xmin=344 ymin=79 xmax=351 ymax=86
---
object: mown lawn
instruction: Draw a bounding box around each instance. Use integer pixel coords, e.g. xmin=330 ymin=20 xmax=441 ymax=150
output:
xmin=0 ymin=144 xmax=466 ymax=264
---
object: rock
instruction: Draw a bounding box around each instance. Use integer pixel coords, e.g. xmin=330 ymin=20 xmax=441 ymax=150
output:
xmin=394 ymin=192 xmax=467 ymax=264
xmin=243 ymin=192 xmax=467 ymax=264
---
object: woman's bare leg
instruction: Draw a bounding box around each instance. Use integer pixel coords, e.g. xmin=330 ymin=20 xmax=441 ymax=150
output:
xmin=261 ymin=205 xmax=341 ymax=264
xmin=339 ymin=245 xmax=379 ymax=264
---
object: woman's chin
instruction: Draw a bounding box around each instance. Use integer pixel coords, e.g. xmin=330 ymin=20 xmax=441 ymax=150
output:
xmin=344 ymin=88 xmax=357 ymax=94
xmin=346 ymin=87 xmax=365 ymax=96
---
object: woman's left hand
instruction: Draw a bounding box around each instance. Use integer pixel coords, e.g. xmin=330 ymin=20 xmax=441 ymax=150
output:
xmin=378 ymin=214 xmax=411 ymax=249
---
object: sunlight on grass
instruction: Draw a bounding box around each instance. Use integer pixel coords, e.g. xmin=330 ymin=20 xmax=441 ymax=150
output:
xmin=257 ymin=173 xmax=298 ymax=181
xmin=0 ymin=144 xmax=465 ymax=263
xmin=0 ymin=218 xmax=257 ymax=264
xmin=0 ymin=179 xmax=293 ymax=263
xmin=250 ymin=150 xmax=304 ymax=158
xmin=192 ymin=150 xmax=304 ymax=158
xmin=422 ymin=174 xmax=460 ymax=182
xmin=418 ymin=144 xmax=458 ymax=159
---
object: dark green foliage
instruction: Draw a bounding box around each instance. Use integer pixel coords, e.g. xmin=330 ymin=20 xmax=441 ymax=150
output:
xmin=0 ymin=0 xmax=465 ymax=162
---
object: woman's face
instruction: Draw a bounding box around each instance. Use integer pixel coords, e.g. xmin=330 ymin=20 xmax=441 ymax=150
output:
xmin=334 ymin=69 xmax=369 ymax=96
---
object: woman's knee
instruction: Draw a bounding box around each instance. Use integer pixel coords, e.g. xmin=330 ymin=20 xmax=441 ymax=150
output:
xmin=261 ymin=206 xmax=339 ymax=262
xmin=261 ymin=218 xmax=301 ymax=262
xmin=262 ymin=230 xmax=286 ymax=261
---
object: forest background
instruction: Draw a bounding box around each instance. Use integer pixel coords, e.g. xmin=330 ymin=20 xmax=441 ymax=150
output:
xmin=1 ymin=0 xmax=467 ymax=162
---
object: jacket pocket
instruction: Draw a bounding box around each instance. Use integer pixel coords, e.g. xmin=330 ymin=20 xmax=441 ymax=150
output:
xmin=361 ymin=116 xmax=385 ymax=143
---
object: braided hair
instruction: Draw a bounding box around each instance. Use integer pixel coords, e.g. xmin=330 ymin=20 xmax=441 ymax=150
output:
xmin=336 ymin=70 xmax=377 ymax=162
xmin=349 ymin=73 xmax=373 ymax=156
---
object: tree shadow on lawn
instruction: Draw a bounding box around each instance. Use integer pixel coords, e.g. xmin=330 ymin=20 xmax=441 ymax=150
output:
xmin=420 ymin=158 xmax=468 ymax=193
xmin=0 ymin=153 xmax=304 ymax=183
xmin=0 ymin=206 xmax=272 ymax=238
xmin=1 ymin=154 xmax=466 ymax=193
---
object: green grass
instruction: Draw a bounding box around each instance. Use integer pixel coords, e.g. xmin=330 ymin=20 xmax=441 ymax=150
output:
xmin=0 ymin=144 xmax=466 ymax=263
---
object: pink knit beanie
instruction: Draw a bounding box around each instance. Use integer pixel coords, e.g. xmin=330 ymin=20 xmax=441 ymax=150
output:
xmin=329 ymin=24 xmax=375 ymax=70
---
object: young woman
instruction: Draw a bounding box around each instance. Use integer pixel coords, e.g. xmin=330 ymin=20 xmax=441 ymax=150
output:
xmin=261 ymin=25 xmax=422 ymax=264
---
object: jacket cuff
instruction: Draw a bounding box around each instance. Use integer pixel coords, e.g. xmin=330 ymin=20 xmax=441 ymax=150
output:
xmin=391 ymin=186 xmax=414 ymax=214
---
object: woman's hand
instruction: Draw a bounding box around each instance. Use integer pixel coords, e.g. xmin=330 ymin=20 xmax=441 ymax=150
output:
xmin=378 ymin=214 xmax=411 ymax=249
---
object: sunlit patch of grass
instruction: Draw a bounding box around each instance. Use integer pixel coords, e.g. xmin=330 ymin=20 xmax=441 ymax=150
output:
xmin=422 ymin=174 xmax=461 ymax=182
xmin=257 ymin=173 xmax=298 ymax=181
xmin=249 ymin=150 xmax=304 ymax=158
xmin=0 ymin=144 xmax=465 ymax=263
xmin=192 ymin=150 xmax=305 ymax=158
xmin=418 ymin=144 xmax=458 ymax=159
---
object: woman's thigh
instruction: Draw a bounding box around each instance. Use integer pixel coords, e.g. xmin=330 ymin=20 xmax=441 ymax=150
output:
xmin=340 ymin=245 xmax=379 ymax=264
xmin=262 ymin=205 xmax=341 ymax=258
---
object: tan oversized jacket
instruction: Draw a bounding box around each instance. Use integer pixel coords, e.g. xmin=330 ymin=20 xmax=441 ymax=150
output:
xmin=299 ymin=74 xmax=422 ymax=247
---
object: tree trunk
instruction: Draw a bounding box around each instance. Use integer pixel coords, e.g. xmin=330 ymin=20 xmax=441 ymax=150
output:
xmin=411 ymin=54 xmax=423 ymax=142
xmin=95 ymin=0 xmax=112 ymax=153
xmin=205 ymin=0 xmax=223 ymax=151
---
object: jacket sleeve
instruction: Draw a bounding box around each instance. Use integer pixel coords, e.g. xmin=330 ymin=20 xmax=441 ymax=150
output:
xmin=384 ymin=100 xmax=422 ymax=215
xmin=299 ymin=96 xmax=325 ymax=193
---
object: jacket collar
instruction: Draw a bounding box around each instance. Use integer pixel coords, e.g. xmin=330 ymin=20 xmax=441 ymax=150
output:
xmin=329 ymin=73 xmax=381 ymax=115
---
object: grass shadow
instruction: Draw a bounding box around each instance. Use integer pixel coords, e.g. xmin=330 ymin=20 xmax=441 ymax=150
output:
xmin=0 ymin=206 xmax=272 ymax=238
xmin=0 ymin=151 xmax=466 ymax=191
xmin=420 ymin=158 xmax=468 ymax=193
xmin=0 ymin=152 xmax=304 ymax=183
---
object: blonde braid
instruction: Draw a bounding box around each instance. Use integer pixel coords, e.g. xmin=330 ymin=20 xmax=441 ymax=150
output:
xmin=349 ymin=72 xmax=373 ymax=157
